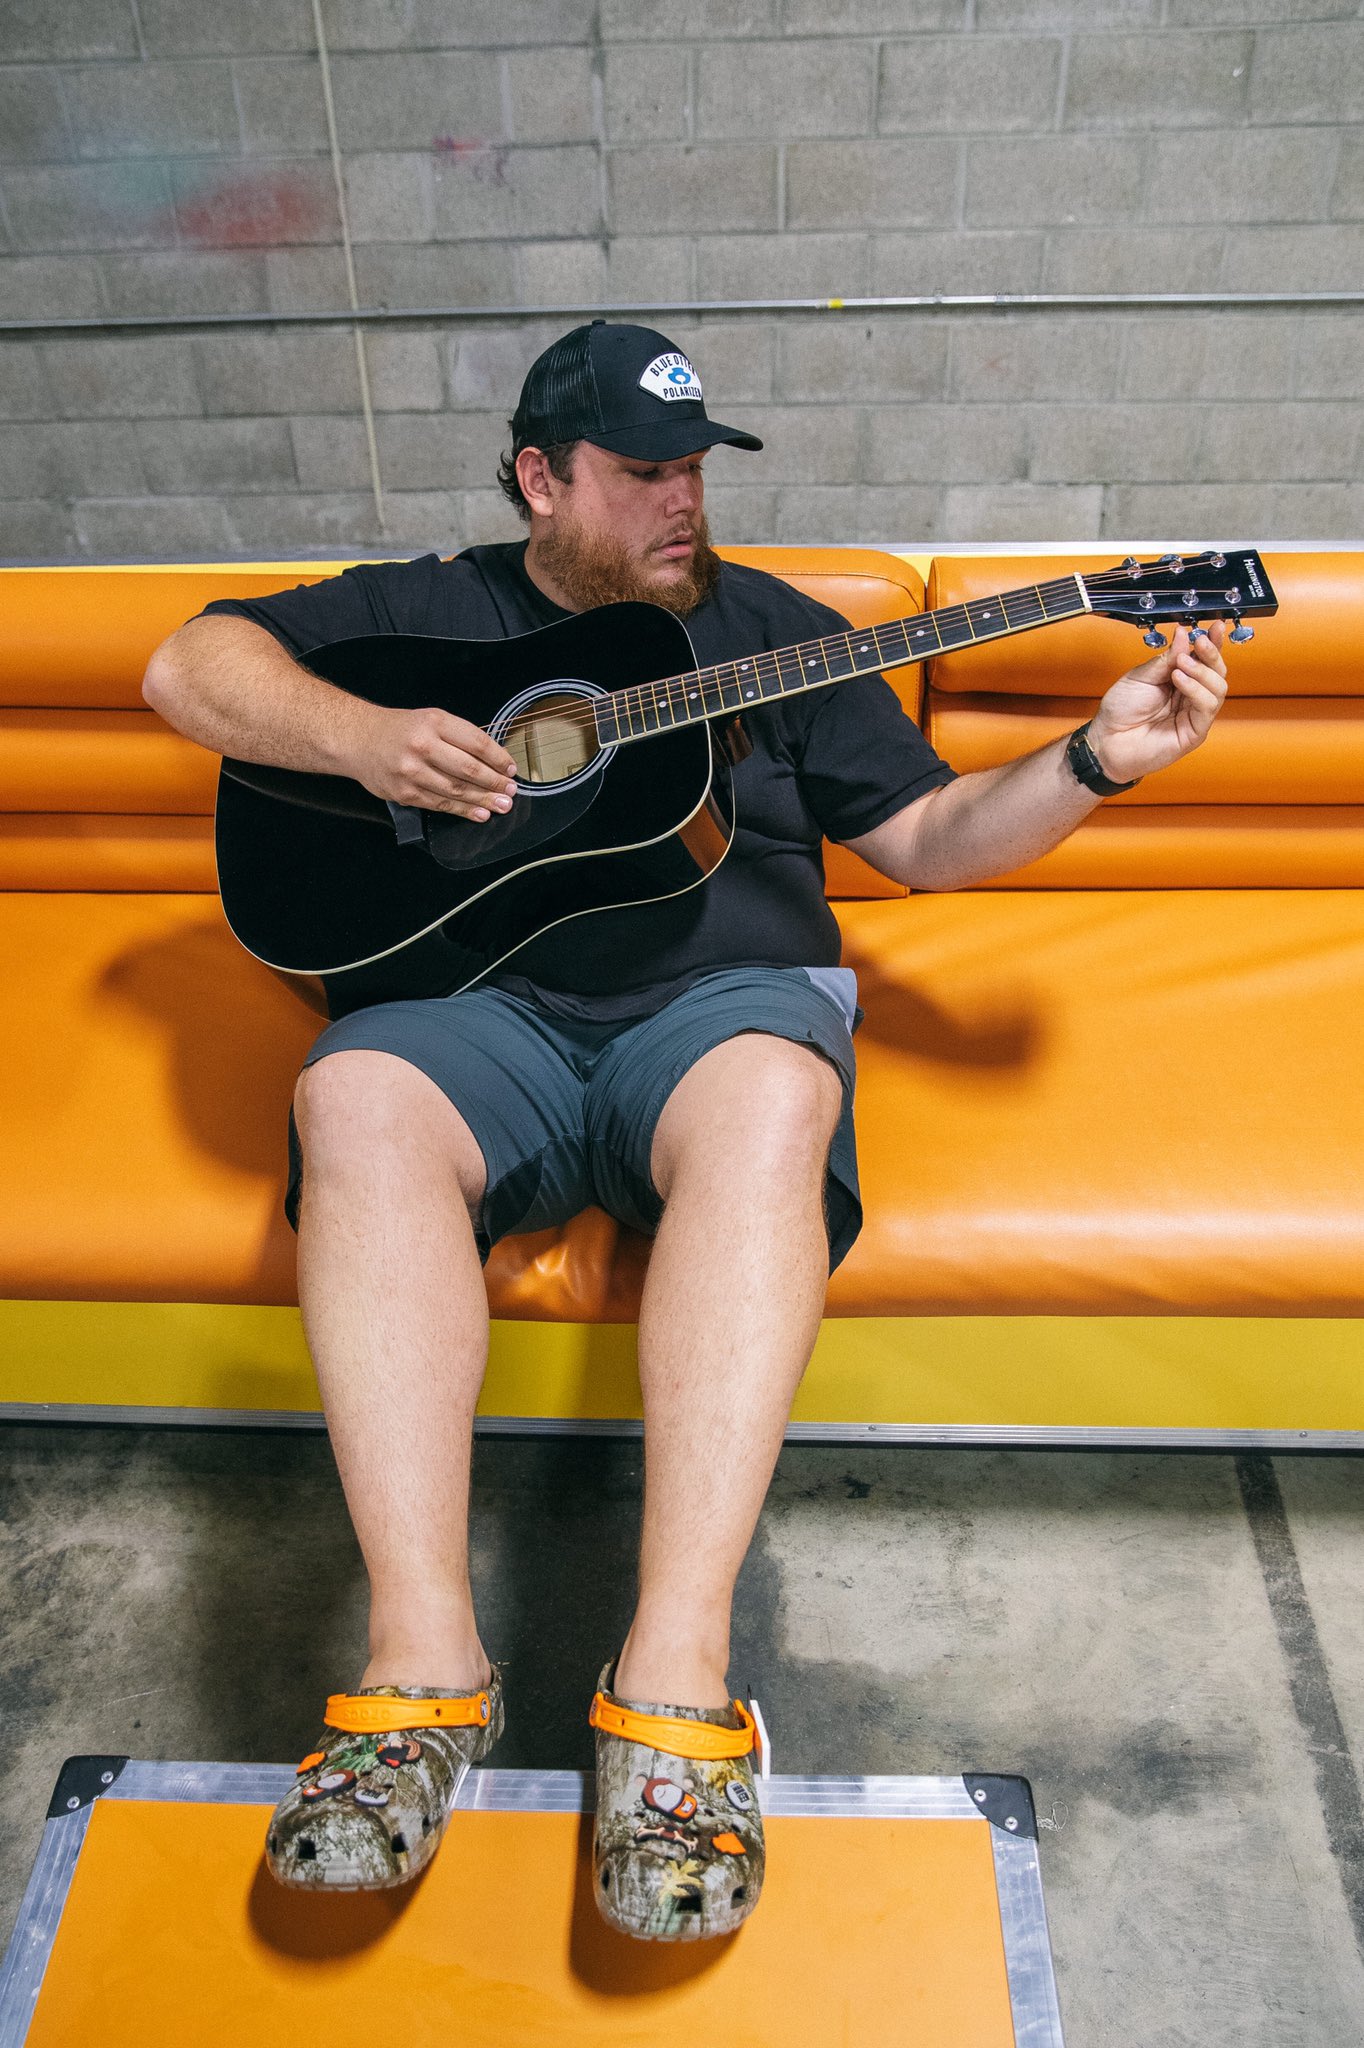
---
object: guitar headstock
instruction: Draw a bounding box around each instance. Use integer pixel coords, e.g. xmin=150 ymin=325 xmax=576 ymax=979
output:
xmin=1082 ymin=549 xmax=1277 ymax=647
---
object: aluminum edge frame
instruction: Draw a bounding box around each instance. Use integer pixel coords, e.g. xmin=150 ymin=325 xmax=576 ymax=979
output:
xmin=0 ymin=1764 xmax=1063 ymax=2046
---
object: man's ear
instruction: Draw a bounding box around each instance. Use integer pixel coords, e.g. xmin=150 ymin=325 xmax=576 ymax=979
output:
xmin=516 ymin=446 xmax=557 ymax=519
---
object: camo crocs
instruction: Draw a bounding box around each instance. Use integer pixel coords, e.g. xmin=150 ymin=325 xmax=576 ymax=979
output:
xmin=266 ymin=1671 xmax=504 ymax=1890
xmin=591 ymin=1660 xmax=766 ymax=1942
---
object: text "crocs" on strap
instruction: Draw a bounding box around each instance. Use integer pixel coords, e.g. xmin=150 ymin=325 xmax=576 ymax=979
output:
xmin=325 ymin=1692 xmax=492 ymax=1733
xmin=590 ymin=1693 xmax=757 ymax=1760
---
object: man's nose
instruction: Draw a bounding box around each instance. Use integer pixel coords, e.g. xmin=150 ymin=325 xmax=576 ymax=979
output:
xmin=663 ymin=466 xmax=703 ymax=516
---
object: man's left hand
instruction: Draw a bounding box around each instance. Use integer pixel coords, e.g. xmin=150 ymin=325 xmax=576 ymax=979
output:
xmin=1087 ymin=621 xmax=1230 ymax=785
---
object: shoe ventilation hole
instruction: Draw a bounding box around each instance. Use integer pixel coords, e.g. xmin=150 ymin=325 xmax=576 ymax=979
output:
xmin=297 ymin=1839 xmax=317 ymax=1861
xmin=601 ymin=1867 xmax=611 ymax=1889
xmin=731 ymin=1886 xmax=747 ymax=1906
xmin=421 ymin=1816 xmax=431 ymax=1833
xmin=677 ymin=1896 xmax=702 ymax=1914
xmin=391 ymin=1832 xmax=408 ymax=1855
xmin=267 ymin=1834 xmax=278 ymax=1855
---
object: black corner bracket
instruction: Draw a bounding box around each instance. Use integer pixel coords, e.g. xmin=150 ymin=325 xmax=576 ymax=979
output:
xmin=963 ymin=1773 xmax=1038 ymax=1841
xmin=47 ymin=1755 xmax=129 ymax=1819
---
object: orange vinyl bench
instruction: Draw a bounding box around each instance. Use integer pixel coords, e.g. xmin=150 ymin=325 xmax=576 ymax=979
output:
xmin=0 ymin=547 xmax=1360 ymax=1443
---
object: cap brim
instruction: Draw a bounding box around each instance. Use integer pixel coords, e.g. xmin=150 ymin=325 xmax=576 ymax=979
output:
xmin=583 ymin=418 xmax=763 ymax=459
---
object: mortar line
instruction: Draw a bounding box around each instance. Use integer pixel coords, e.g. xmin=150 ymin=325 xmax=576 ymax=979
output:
xmin=1235 ymin=1452 xmax=1364 ymax=1972
xmin=310 ymin=0 xmax=386 ymax=536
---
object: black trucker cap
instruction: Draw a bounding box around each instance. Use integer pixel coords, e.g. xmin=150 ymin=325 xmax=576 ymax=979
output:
xmin=511 ymin=320 xmax=763 ymax=462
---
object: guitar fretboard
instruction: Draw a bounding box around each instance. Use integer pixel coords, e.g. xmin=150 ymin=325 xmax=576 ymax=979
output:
xmin=593 ymin=572 xmax=1089 ymax=746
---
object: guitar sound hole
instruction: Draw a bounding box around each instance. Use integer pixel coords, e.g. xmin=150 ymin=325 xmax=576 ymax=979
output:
xmin=501 ymin=692 xmax=601 ymax=787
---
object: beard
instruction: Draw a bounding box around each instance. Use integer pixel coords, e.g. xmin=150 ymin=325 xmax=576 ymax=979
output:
xmin=534 ymin=508 xmax=721 ymax=618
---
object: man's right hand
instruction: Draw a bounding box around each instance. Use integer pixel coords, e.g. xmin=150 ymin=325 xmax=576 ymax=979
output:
xmin=348 ymin=706 xmax=519 ymax=823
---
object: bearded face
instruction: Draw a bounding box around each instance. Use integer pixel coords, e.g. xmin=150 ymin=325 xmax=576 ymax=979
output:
xmin=534 ymin=502 xmax=722 ymax=618
xmin=519 ymin=442 xmax=723 ymax=619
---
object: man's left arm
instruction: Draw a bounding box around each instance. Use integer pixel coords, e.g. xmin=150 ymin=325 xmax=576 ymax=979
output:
xmin=846 ymin=622 xmax=1229 ymax=890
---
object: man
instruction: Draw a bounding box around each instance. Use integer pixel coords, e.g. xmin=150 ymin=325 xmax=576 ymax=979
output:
xmin=144 ymin=320 xmax=1229 ymax=1940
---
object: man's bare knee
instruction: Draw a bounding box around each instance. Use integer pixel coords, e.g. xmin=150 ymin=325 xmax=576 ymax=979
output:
xmin=294 ymin=1050 xmax=487 ymax=1215
xmin=652 ymin=1036 xmax=843 ymax=1200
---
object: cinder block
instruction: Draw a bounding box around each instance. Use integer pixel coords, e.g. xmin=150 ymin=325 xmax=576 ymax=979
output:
xmin=943 ymin=481 xmax=1102 ymax=542
xmin=773 ymin=484 xmax=860 ymax=545
xmin=233 ymin=58 xmax=330 ymax=157
xmin=454 ymin=486 xmax=527 ymax=546
xmin=344 ymin=155 xmax=434 ymax=245
xmin=138 ymin=417 xmax=298 ymax=493
xmin=965 ymin=136 xmax=1144 ymax=226
xmin=224 ymin=491 xmax=389 ymax=554
xmin=694 ymin=482 xmax=778 ymax=543
xmin=44 ymin=336 xmax=202 ymax=419
xmin=1295 ymin=316 xmax=1364 ymax=400
xmin=136 ymin=0 xmax=315 ymax=58
xmin=1222 ymin=223 xmax=1364 ymax=292
xmin=978 ymin=0 xmax=1155 ymax=23
xmin=0 ymin=497 xmax=79 ymax=561
xmin=1265 ymin=481 xmax=1364 ymax=536
xmin=330 ymin=0 xmax=596 ymax=50
xmin=366 ymin=332 xmax=445 ymax=411
xmin=1027 ymin=403 xmax=1211 ymax=484
xmin=75 ymin=493 xmax=237 ymax=561
xmin=854 ymin=483 xmax=942 ymax=544
xmin=0 ymin=420 xmax=143 ymax=498
xmin=870 ymin=230 xmax=1045 ymax=294
xmin=61 ymin=61 xmax=240 ymax=159
xmin=696 ymin=233 xmax=869 ymax=299
xmin=1168 ymin=1 xmax=1349 ymax=21
xmin=648 ymin=319 xmax=776 ymax=405
xmin=1144 ymin=129 xmax=1339 ymax=223
xmin=266 ymin=246 xmax=352 ymax=313
xmin=506 ymin=47 xmax=598 ymax=145
xmin=611 ymin=145 xmax=777 ymax=235
xmin=1040 ymin=227 xmax=1225 ymax=292
xmin=785 ymin=139 xmax=958 ymax=231
xmin=1120 ymin=315 xmax=1297 ymax=402
xmin=603 ymin=46 xmax=692 ymax=145
xmin=514 ymin=233 xmax=694 ymax=304
xmin=353 ymin=241 xmax=516 ymax=308
xmin=170 ymin=160 xmax=339 ymax=248
xmin=0 ymin=0 xmax=137 ymax=61
xmin=949 ymin=317 xmax=1122 ymax=401
xmin=861 ymin=402 xmax=1028 ymax=485
xmin=1332 ymin=132 xmax=1364 ymax=221
xmin=0 ymin=345 xmax=53 ymax=421
xmin=0 ymin=69 xmax=71 ymax=161
xmin=782 ymin=0 xmax=961 ymax=31
xmin=1065 ymin=30 xmax=1252 ymax=128
xmin=195 ymin=331 xmax=361 ymax=416
xmin=878 ymin=35 xmax=1061 ymax=135
xmin=1100 ymin=481 xmax=1282 ymax=539
xmin=433 ymin=145 xmax=602 ymax=241
xmin=777 ymin=318 xmax=949 ymax=403
xmin=4 ymin=162 xmax=174 ymax=252
xmin=1199 ymin=401 xmax=1361 ymax=483
xmin=101 ymin=250 xmax=270 ymax=315
xmin=447 ymin=326 xmax=562 ymax=409
xmin=599 ymin=0 xmax=777 ymax=36
xmin=1250 ymin=25 xmax=1364 ymax=125
xmin=330 ymin=51 xmax=504 ymax=152
xmin=698 ymin=40 xmax=875 ymax=141
xmin=289 ymin=415 xmax=373 ymax=491
xmin=376 ymin=411 xmax=510 ymax=492
xmin=712 ymin=404 xmax=863 ymax=485
xmin=0 ymin=253 xmax=104 ymax=317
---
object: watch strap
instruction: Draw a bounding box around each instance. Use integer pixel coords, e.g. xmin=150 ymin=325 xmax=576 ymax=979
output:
xmin=1066 ymin=721 xmax=1140 ymax=796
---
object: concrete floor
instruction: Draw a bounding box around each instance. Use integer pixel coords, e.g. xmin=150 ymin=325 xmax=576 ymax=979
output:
xmin=2 ymin=1425 xmax=1362 ymax=2045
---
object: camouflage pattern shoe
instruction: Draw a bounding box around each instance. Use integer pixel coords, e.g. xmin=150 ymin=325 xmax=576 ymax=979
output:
xmin=590 ymin=1660 xmax=766 ymax=1942
xmin=266 ymin=1671 xmax=504 ymax=1890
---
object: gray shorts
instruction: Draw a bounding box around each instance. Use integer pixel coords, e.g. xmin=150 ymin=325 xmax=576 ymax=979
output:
xmin=286 ymin=966 xmax=862 ymax=1273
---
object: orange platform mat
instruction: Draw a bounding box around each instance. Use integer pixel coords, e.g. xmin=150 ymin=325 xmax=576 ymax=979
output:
xmin=5 ymin=1766 xmax=1060 ymax=2048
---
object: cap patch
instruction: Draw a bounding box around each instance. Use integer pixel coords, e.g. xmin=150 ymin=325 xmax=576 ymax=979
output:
xmin=638 ymin=352 xmax=702 ymax=405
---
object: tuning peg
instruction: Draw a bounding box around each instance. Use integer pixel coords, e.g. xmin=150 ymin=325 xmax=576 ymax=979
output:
xmin=1228 ymin=616 xmax=1254 ymax=644
xmin=1208 ymin=552 xmax=1226 ymax=570
xmin=1143 ymin=627 xmax=1168 ymax=648
xmin=1159 ymin=553 xmax=1182 ymax=570
xmin=1122 ymin=555 xmax=1142 ymax=579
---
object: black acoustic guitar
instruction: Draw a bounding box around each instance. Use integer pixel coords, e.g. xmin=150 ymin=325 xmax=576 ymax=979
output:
xmin=215 ymin=549 xmax=1277 ymax=1018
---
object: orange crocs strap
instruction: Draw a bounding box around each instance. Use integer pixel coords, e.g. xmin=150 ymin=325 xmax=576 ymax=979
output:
xmin=324 ymin=1691 xmax=492 ymax=1733
xmin=589 ymin=1692 xmax=756 ymax=1761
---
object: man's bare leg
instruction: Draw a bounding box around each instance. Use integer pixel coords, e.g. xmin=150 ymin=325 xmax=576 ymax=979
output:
xmin=613 ymin=1035 xmax=843 ymax=1710
xmin=293 ymin=1049 xmax=493 ymax=1693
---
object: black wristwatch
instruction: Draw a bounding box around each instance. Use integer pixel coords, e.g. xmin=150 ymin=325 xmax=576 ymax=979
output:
xmin=1066 ymin=721 xmax=1141 ymax=797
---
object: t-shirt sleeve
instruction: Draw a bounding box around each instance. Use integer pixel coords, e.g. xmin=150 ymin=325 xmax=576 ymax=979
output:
xmin=196 ymin=554 xmax=443 ymax=657
xmin=798 ymin=668 xmax=958 ymax=841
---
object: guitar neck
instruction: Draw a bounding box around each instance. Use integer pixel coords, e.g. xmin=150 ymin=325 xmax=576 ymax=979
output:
xmin=594 ymin=571 xmax=1091 ymax=747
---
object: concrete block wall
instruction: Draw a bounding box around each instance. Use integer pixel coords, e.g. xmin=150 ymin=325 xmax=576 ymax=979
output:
xmin=0 ymin=1 xmax=1361 ymax=560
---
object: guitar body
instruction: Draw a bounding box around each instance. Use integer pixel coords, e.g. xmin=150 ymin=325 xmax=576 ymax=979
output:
xmin=214 ymin=604 xmax=734 ymax=1018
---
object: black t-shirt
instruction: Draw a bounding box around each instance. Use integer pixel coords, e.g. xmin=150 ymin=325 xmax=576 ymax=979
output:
xmin=202 ymin=543 xmax=956 ymax=1019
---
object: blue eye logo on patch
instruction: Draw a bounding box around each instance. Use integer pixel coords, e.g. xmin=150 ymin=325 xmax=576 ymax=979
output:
xmin=639 ymin=352 xmax=703 ymax=405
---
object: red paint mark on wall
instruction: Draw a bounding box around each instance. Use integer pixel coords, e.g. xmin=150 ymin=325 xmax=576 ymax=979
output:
xmin=172 ymin=168 xmax=337 ymax=247
xmin=432 ymin=137 xmax=509 ymax=188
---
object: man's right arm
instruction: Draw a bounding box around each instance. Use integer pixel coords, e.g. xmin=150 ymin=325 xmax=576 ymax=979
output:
xmin=143 ymin=615 xmax=519 ymax=823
